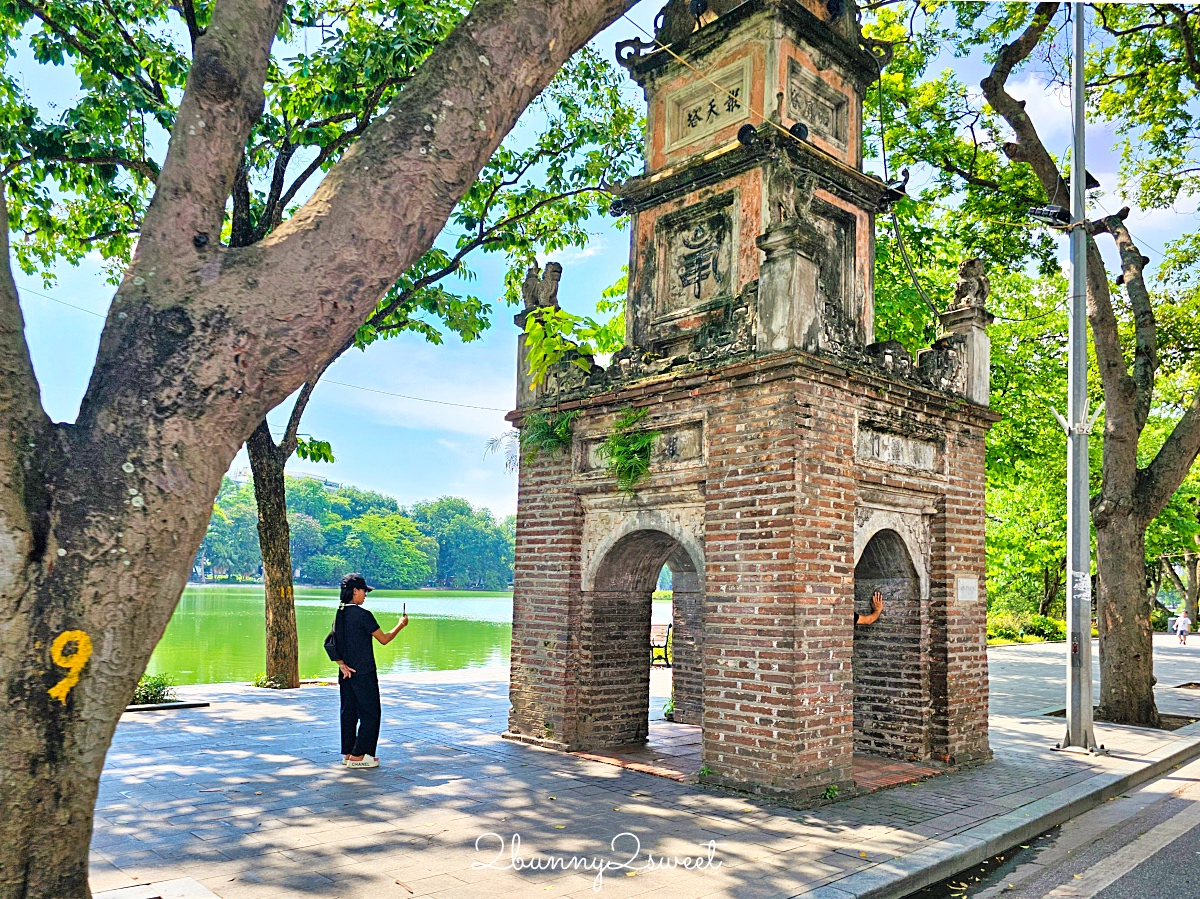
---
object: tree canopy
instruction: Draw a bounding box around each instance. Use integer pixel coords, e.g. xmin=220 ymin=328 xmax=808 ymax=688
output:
xmin=194 ymin=476 xmax=514 ymax=590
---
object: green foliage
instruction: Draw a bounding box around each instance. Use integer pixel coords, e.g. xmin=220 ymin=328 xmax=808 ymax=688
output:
xmin=192 ymin=482 xmax=261 ymax=580
xmin=303 ymin=553 xmax=351 ymax=585
xmin=195 ymin=477 xmax=513 ymax=590
xmin=1151 ymin=607 xmax=1170 ymax=633
xmin=294 ymin=438 xmax=335 ymax=464
xmin=131 ymin=674 xmax=177 ymax=705
xmin=408 ymin=497 xmax=514 ymax=589
xmin=326 ymin=513 xmax=437 ymax=589
xmin=698 ymin=765 xmax=714 ymax=778
xmin=252 ymin=672 xmax=287 ymax=689
xmin=287 ymin=512 xmax=326 ymax=569
xmin=822 ymin=785 xmax=839 ymax=801
xmin=662 ymin=697 xmax=674 ymax=720
xmin=598 ymin=408 xmax=659 ymax=497
xmin=519 ymin=410 xmax=579 ymax=461
xmin=986 ymin=611 xmax=1066 ymax=644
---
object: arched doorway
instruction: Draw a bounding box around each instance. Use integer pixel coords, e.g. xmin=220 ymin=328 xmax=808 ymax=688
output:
xmin=853 ymin=528 xmax=929 ymax=759
xmin=578 ymin=530 xmax=703 ymax=749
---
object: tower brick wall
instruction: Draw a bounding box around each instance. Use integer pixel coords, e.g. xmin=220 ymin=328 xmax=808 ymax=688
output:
xmin=506 ymin=0 xmax=993 ymax=801
xmin=506 ymin=351 xmax=993 ymax=799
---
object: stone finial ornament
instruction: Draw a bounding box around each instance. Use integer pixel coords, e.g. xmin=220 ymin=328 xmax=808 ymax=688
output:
xmin=952 ymin=257 xmax=990 ymax=309
xmin=521 ymin=262 xmax=563 ymax=310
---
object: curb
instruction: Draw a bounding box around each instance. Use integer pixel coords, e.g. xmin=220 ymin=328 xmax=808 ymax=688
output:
xmin=123 ymin=701 xmax=210 ymax=713
xmin=792 ymin=728 xmax=1200 ymax=899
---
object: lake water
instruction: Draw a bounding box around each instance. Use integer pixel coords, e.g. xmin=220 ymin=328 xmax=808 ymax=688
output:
xmin=147 ymin=585 xmax=672 ymax=685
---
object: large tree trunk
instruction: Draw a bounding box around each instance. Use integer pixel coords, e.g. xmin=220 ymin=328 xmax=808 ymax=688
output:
xmin=246 ymin=420 xmax=300 ymax=689
xmin=1096 ymin=516 xmax=1160 ymax=727
xmin=0 ymin=0 xmax=638 ymax=891
xmin=1185 ymin=553 xmax=1199 ymax=622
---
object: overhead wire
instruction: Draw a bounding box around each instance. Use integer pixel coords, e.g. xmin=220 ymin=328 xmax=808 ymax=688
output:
xmin=16 ymin=283 xmax=511 ymax=413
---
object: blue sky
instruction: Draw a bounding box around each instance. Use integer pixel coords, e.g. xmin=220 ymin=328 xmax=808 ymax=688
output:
xmin=13 ymin=5 xmax=1200 ymax=520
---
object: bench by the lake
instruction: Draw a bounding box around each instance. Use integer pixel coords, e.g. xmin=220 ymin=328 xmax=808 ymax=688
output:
xmin=651 ymin=623 xmax=671 ymax=668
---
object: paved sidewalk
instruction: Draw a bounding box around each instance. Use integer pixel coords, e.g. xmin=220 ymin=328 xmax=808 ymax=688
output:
xmin=89 ymin=637 xmax=1200 ymax=899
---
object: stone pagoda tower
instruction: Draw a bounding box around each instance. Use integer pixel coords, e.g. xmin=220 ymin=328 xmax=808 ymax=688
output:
xmin=505 ymin=0 xmax=995 ymax=803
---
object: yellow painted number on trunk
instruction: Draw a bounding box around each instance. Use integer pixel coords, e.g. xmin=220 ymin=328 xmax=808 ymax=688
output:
xmin=48 ymin=630 xmax=92 ymax=704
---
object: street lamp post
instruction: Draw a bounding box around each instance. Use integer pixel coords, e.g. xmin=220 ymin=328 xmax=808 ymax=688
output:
xmin=1061 ymin=2 xmax=1098 ymax=752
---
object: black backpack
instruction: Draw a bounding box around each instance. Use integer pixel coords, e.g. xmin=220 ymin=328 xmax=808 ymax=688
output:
xmin=324 ymin=603 xmax=347 ymax=662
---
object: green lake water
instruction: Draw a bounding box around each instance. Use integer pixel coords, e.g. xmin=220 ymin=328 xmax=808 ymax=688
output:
xmin=148 ymin=586 xmax=674 ymax=685
xmin=146 ymin=586 xmax=515 ymax=685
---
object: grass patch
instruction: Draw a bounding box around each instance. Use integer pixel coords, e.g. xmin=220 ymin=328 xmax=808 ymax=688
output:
xmin=131 ymin=673 xmax=177 ymax=705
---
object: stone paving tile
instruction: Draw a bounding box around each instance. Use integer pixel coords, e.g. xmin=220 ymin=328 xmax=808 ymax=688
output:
xmin=89 ymin=639 xmax=1200 ymax=898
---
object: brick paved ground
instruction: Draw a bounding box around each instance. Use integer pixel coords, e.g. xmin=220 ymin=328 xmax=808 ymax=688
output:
xmin=89 ymin=637 xmax=1200 ymax=899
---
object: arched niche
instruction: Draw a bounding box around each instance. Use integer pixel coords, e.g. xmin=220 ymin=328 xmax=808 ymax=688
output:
xmin=852 ymin=528 xmax=931 ymax=759
xmin=577 ymin=529 xmax=704 ymax=748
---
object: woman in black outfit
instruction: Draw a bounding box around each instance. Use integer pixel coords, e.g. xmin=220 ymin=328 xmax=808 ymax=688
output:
xmin=333 ymin=572 xmax=408 ymax=768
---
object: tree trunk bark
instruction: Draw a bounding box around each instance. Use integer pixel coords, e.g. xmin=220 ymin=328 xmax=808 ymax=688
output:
xmin=1039 ymin=563 xmax=1061 ymax=617
xmin=1096 ymin=516 xmax=1160 ymax=727
xmin=0 ymin=674 xmax=113 ymax=899
xmin=246 ymin=420 xmax=300 ymax=689
xmin=1186 ymin=553 xmax=1199 ymax=622
xmin=0 ymin=0 xmax=642 ymax=888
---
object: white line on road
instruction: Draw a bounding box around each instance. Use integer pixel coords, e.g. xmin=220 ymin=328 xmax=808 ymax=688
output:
xmin=1040 ymin=789 xmax=1200 ymax=898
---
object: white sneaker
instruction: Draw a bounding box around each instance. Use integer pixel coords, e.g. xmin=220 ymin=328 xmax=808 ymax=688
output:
xmin=345 ymin=755 xmax=379 ymax=769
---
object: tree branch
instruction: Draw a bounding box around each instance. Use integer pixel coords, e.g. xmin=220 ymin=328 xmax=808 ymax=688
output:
xmin=57 ymin=155 xmax=160 ymax=183
xmin=1168 ymin=5 xmax=1200 ymax=80
xmin=364 ymin=185 xmax=604 ymax=331
xmin=980 ymin=3 xmax=1070 ymax=207
xmin=16 ymin=0 xmax=165 ymax=105
xmin=178 ymin=0 xmax=202 ymax=48
xmin=3 ymin=153 xmax=159 ymax=183
xmin=277 ymin=347 xmax=344 ymax=461
xmin=253 ymin=136 xmax=297 ymax=242
xmin=0 ymin=180 xmax=51 ymax=595
xmin=1092 ymin=210 xmax=1157 ymax=431
xmin=1163 ymin=556 xmax=1188 ymax=597
xmin=98 ymin=0 xmax=167 ymax=103
xmin=131 ymin=0 xmax=286 ymax=267
xmin=938 ymin=156 xmax=1038 ymax=204
xmin=274 ymin=78 xmax=400 ymax=216
xmin=230 ymin=158 xmax=255 ymax=248
xmin=1138 ymin=385 xmax=1200 ymax=520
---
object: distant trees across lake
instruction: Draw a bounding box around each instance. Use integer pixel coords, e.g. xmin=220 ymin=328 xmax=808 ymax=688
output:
xmin=194 ymin=477 xmax=514 ymax=591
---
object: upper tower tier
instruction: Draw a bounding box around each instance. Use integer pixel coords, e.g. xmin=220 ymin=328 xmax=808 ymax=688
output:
xmin=618 ymin=0 xmax=886 ymax=174
xmin=612 ymin=0 xmax=892 ymax=360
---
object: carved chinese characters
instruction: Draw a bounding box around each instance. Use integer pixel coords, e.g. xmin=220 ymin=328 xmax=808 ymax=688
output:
xmin=664 ymin=59 xmax=751 ymax=152
xmin=787 ymin=59 xmax=849 ymax=151
xmin=657 ymin=197 xmax=735 ymax=315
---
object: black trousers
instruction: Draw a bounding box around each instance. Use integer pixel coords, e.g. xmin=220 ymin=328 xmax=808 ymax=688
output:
xmin=339 ymin=670 xmax=381 ymax=757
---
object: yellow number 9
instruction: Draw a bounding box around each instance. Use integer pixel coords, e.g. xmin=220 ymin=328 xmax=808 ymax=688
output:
xmin=48 ymin=630 xmax=93 ymax=705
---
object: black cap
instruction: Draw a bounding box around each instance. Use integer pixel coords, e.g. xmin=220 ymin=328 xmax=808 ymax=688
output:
xmin=340 ymin=572 xmax=373 ymax=593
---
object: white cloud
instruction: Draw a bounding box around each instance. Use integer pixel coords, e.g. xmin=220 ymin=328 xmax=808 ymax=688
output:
xmin=539 ymin=238 xmax=607 ymax=266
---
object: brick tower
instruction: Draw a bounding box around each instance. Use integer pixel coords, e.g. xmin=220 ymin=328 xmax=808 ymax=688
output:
xmin=505 ymin=0 xmax=994 ymax=802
